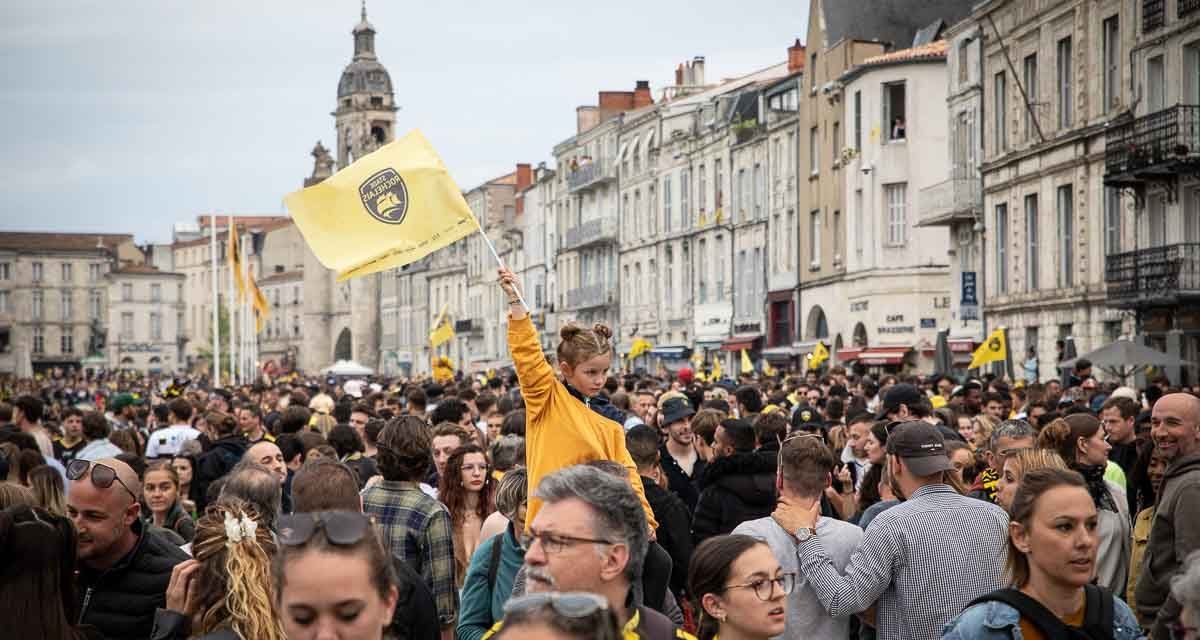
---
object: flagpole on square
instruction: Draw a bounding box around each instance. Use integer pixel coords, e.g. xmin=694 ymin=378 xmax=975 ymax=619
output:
xmin=210 ymin=214 xmax=220 ymax=388
xmin=474 ymin=226 xmax=530 ymax=312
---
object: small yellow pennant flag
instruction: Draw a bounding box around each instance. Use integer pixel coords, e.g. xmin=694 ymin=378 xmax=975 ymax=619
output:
xmin=740 ymin=349 xmax=754 ymax=374
xmin=763 ymin=361 xmax=777 ymax=377
xmin=809 ymin=342 xmax=830 ymax=369
xmin=629 ymin=338 xmax=653 ymax=360
xmin=227 ymin=224 xmax=246 ymax=301
xmin=969 ymin=328 xmax=1008 ymax=370
xmin=284 ymin=130 xmax=480 ymax=281
xmin=712 ymin=357 xmax=723 ymax=381
xmin=247 ymin=272 xmax=269 ymax=332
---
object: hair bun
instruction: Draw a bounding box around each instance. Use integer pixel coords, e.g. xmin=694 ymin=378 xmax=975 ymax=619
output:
xmin=1036 ymin=418 xmax=1071 ymax=450
xmin=560 ymin=324 xmax=583 ymax=341
xmin=592 ymin=324 xmax=613 ymax=341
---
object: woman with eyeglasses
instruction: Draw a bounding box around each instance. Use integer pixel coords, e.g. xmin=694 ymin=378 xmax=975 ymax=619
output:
xmin=493 ymin=592 xmax=623 ymax=640
xmin=273 ymin=510 xmax=398 ymax=640
xmin=1037 ymin=415 xmax=1131 ymax=595
xmin=688 ymin=534 xmax=790 ymax=640
xmin=438 ymin=443 xmax=496 ymax=587
xmin=942 ymin=468 xmax=1144 ymax=640
xmin=150 ymin=497 xmax=284 ymax=640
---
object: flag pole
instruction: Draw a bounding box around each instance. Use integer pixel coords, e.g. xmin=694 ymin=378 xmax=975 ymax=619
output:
xmin=210 ymin=214 xmax=220 ymax=388
xmin=475 ymin=226 xmax=530 ymax=311
xmin=228 ymin=215 xmax=239 ymax=385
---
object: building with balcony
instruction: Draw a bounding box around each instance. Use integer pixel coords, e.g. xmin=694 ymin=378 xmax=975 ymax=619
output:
xmin=618 ymin=93 xmax=666 ymax=362
xmin=1101 ymin=0 xmax=1200 ymax=383
xmin=0 ymin=232 xmax=143 ymax=374
xmin=517 ymin=164 xmax=560 ymax=351
xmin=839 ymin=40 xmax=955 ymax=374
xmin=105 ymin=265 xmax=185 ymax=373
xmin=258 ymin=268 xmax=304 ymax=374
xmin=975 ymin=0 xmax=1137 ymax=382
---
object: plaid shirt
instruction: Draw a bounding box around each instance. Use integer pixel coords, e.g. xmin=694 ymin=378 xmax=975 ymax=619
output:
xmin=362 ymin=480 xmax=458 ymax=626
xmin=796 ymin=483 xmax=1009 ymax=640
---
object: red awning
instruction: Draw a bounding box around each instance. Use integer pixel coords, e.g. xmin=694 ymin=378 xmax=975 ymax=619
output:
xmin=836 ymin=347 xmax=862 ymax=362
xmin=721 ymin=335 xmax=762 ymax=352
xmin=949 ymin=339 xmax=977 ymax=353
xmin=841 ymin=345 xmax=912 ymax=366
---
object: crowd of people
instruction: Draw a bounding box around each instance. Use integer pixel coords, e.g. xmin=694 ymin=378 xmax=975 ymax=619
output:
xmin=0 ymin=267 xmax=1198 ymax=640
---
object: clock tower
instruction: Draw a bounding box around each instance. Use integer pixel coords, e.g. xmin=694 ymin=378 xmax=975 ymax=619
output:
xmin=333 ymin=1 xmax=398 ymax=169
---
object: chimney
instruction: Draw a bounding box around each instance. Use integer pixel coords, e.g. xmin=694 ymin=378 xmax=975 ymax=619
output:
xmin=788 ymin=39 xmax=806 ymax=74
xmin=633 ymin=80 xmax=652 ymax=108
xmin=691 ymin=56 xmax=706 ymax=86
xmin=516 ymin=163 xmax=533 ymax=192
xmin=675 ymin=63 xmax=684 ymax=86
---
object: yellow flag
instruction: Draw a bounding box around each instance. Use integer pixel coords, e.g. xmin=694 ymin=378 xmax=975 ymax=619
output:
xmin=969 ymin=328 xmax=1008 ymax=369
xmin=227 ymin=224 xmax=246 ymax=300
xmin=430 ymin=320 xmax=454 ymax=348
xmin=284 ymin=130 xmax=480 ymax=281
xmin=712 ymin=357 xmax=723 ymax=381
xmin=740 ymin=349 xmax=754 ymax=374
xmin=629 ymin=338 xmax=653 ymax=360
xmin=247 ymin=272 xmax=269 ymax=332
xmin=809 ymin=342 xmax=830 ymax=369
xmin=763 ymin=361 xmax=777 ymax=377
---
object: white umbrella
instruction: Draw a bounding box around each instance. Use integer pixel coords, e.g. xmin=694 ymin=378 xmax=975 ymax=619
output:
xmin=320 ymin=360 xmax=374 ymax=376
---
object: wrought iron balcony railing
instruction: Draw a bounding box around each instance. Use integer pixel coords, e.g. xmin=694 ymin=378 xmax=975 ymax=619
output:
xmin=567 ymin=160 xmax=616 ymax=192
xmin=1105 ymin=243 xmax=1200 ymax=308
xmin=563 ymin=217 xmax=619 ymax=250
xmin=1104 ymin=105 xmax=1200 ymax=182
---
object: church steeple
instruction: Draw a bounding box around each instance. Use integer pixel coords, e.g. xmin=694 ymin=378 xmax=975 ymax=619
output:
xmin=353 ymin=0 xmax=376 ymax=60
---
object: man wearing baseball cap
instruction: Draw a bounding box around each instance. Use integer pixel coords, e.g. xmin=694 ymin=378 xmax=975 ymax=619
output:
xmin=772 ymin=421 xmax=1008 ymax=640
xmin=658 ymin=396 xmax=704 ymax=511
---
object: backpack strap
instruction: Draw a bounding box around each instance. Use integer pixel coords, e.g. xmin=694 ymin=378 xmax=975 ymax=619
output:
xmin=1080 ymin=584 xmax=1115 ymax=640
xmin=486 ymin=535 xmax=504 ymax=587
xmin=967 ymin=589 xmax=1073 ymax=639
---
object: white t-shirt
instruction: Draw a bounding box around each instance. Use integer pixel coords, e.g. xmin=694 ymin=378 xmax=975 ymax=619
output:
xmin=144 ymin=424 xmax=201 ymax=458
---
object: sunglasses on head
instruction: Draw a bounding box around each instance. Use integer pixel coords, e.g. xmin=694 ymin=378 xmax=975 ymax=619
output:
xmin=66 ymin=460 xmax=138 ymax=502
xmin=502 ymin=592 xmax=622 ymax=640
xmin=277 ymin=511 xmax=371 ymax=546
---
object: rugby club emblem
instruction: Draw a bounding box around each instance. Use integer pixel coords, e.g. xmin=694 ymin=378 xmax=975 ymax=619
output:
xmin=359 ymin=168 xmax=409 ymax=224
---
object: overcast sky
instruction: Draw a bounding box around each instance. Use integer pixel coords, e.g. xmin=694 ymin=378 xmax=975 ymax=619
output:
xmin=0 ymin=1 xmax=809 ymax=244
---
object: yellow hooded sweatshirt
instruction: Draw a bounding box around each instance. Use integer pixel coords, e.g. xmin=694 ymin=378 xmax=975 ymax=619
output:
xmin=509 ymin=314 xmax=657 ymax=531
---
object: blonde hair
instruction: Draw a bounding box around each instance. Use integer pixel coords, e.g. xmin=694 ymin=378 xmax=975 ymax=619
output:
xmin=28 ymin=466 xmax=66 ymax=516
xmin=308 ymin=393 xmax=335 ymax=416
xmin=310 ymin=413 xmax=337 ymax=438
xmin=557 ymin=323 xmax=613 ymax=368
xmin=971 ymin=414 xmax=998 ymax=450
xmin=191 ymin=498 xmax=286 ymax=640
xmin=1004 ymin=448 xmax=1068 ymax=482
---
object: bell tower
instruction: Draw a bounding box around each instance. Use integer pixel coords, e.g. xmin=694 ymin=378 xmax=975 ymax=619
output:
xmin=333 ymin=1 xmax=398 ymax=169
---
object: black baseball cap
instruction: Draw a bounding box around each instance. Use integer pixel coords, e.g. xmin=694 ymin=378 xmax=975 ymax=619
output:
xmin=875 ymin=383 xmax=924 ymax=420
xmin=660 ymin=397 xmax=695 ymax=426
xmin=790 ymin=404 xmax=823 ymax=432
xmin=886 ymin=420 xmax=954 ymax=476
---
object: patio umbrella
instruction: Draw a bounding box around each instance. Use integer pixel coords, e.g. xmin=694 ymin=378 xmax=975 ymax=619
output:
xmin=1060 ymin=339 xmax=1195 ymax=383
xmin=320 ymin=360 xmax=374 ymax=376
xmin=934 ymin=330 xmax=954 ymax=378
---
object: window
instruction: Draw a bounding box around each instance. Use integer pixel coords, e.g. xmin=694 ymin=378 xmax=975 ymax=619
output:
xmin=33 ymin=326 xmax=44 ymax=354
xmin=177 ymin=311 xmax=184 ymax=339
xmin=32 ymin=290 xmax=43 ymax=320
xmin=293 ymin=285 xmax=300 ymax=304
xmin=753 ymin=163 xmax=763 ymax=219
xmin=994 ymin=72 xmax=1008 ymax=151
xmin=61 ymin=263 xmax=73 ymax=283
xmin=1103 ymin=17 xmax=1120 ymax=111
xmin=715 ymin=235 xmax=726 ymax=300
xmin=150 ymin=312 xmax=162 ymax=341
xmin=61 ymin=290 xmax=72 ymax=321
xmin=883 ymin=82 xmax=907 ymax=140
xmin=698 ymin=239 xmax=708 ymax=303
xmin=737 ymin=250 xmax=748 ymax=314
xmin=958 ymin=40 xmax=970 ymax=83
xmin=855 ymin=190 xmax=864 ymax=256
xmin=1104 ymin=188 xmax=1122 ymax=255
xmin=787 ymin=131 xmax=796 ymax=177
xmin=809 ymin=126 xmax=819 ymax=174
xmin=293 ymin=315 xmax=301 ymax=337
xmin=833 ymin=210 xmax=841 ymax=258
xmin=663 ymin=176 xmax=673 ymax=233
xmin=122 ymin=283 xmax=133 ymax=301
xmin=1187 ymin=42 xmax=1200 ymax=107
xmin=995 ymin=203 xmax=1009 ymax=294
xmin=1025 ymin=194 xmax=1039 ymax=291
xmin=1147 ymin=55 xmax=1165 ymax=111
xmin=89 ymin=289 xmax=101 ymax=320
xmin=786 ymin=209 xmax=796 ymax=270
xmin=634 ymin=190 xmax=642 ymax=238
xmin=697 ymin=165 xmax=706 ymax=215
xmin=853 ymin=90 xmax=862 ymax=150
xmin=715 ymin=159 xmax=724 ymax=213
xmin=681 ymin=169 xmax=692 ymax=229
xmin=0 ymin=290 xmax=8 ymax=312
xmin=682 ymin=241 xmax=691 ymax=300
xmin=32 ymin=262 xmax=43 ymax=282
xmin=1025 ymin=327 xmax=1039 ymax=363
xmin=1022 ymin=54 xmax=1038 ymax=140
xmin=150 ymin=283 xmax=161 ymax=302
xmin=1057 ymin=185 xmax=1074 ymax=288
xmin=0 ymin=263 xmax=9 ymax=280
xmin=737 ymin=169 xmax=747 ymax=220
xmin=809 ymin=210 xmax=822 ymax=268
xmin=61 ymin=332 xmax=73 ymax=355
xmin=832 ymin=122 xmax=840 ymax=163
xmin=665 ymin=245 xmax=674 ymax=306
xmin=752 ymin=248 xmax=762 ymax=311
xmin=885 ymin=183 xmax=907 ymax=246
xmin=121 ymin=312 xmax=134 ymax=340
xmin=1057 ymin=37 xmax=1072 ymax=128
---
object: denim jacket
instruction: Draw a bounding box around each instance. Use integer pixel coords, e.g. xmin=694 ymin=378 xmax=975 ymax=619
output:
xmin=941 ymin=596 xmax=1146 ymax=640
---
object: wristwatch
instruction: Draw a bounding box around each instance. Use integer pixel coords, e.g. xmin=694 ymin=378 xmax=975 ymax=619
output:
xmin=794 ymin=526 xmax=814 ymax=543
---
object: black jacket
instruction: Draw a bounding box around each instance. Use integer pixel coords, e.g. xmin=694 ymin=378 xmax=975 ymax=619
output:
xmin=194 ymin=435 xmax=248 ymax=510
xmin=565 ymin=383 xmax=629 ymax=426
xmin=390 ymin=553 xmax=441 ymax=640
xmin=658 ymin=444 xmax=706 ymax=512
xmin=692 ymin=451 xmax=778 ymax=544
xmin=642 ymin=476 xmax=694 ymax=597
xmin=77 ymin=519 xmax=190 ymax=640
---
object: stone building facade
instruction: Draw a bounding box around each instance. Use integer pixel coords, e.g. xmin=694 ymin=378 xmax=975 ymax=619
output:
xmin=105 ymin=264 xmax=186 ymax=373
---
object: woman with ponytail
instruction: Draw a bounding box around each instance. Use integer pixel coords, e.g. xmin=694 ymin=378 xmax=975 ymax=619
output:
xmin=1037 ymin=414 xmax=1132 ymax=595
xmin=497 ymin=267 xmax=656 ymax=532
xmin=150 ymin=497 xmax=286 ymax=640
xmin=688 ymin=534 xmax=790 ymax=640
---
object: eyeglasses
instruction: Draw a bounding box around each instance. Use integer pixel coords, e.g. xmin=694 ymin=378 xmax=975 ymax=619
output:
xmin=723 ymin=572 xmax=798 ymax=601
xmin=278 ymin=511 xmax=371 ymax=546
xmin=519 ymin=530 xmax=616 ymax=554
xmin=66 ymin=459 xmax=138 ymax=502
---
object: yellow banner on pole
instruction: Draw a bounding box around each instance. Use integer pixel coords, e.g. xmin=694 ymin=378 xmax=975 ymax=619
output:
xmin=284 ymin=130 xmax=480 ymax=281
xmin=970 ymin=328 xmax=1008 ymax=370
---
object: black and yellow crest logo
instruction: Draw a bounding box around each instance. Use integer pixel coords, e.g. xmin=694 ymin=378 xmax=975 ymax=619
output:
xmin=359 ymin=168 xmax=409 ymax=224
xmin=987 ymin=337 xmax=1003 ymax=352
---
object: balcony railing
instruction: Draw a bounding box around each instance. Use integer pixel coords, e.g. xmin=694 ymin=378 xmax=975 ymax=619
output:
xmin=454 ymin=319 xmax=482 ymax=334
xmin=567 ymin=160 xmax=616 ymax=192
xmin=1105 ymin=243 xmax=1200 ymax=308
xmin=1104 ymin=105 xmax=1200 ymax=182
xmin=1143 ymin=0 xmax=1165 ymax=32
xmin=917 ymin=177 xmax=982 ymax=226
xmin=563 ymin=217 xmax=619 ymax=250
xmin=565 ymin=283 xmax=612 ymax=310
